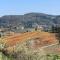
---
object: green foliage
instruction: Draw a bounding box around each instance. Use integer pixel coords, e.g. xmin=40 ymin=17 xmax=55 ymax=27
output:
xmin=51 ymin=26 xmax=60 ymax=33
xmin=46 ymin=54 xmax=60 ymax=60
xmin=0 ymin=52 xmax=14 ymax=60
xmin=51 ymin=26 xmax=60 ymax=44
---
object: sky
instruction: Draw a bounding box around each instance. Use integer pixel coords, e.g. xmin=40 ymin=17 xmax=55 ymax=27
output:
xmin=0 ymin=0 xmax=60 ymax=16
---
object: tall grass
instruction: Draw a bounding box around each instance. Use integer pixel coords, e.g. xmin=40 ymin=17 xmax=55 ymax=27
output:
xmin=0 ymin=52 xmax=14 ymax=60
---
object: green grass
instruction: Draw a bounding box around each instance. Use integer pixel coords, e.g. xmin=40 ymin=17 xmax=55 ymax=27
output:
xmin=46 ymin=54 xmax=60 ymax=60
xmin=0 ymin=51 xmax=60 ymax=60
xmin=0 ymin=52 xmax=14 ymax=60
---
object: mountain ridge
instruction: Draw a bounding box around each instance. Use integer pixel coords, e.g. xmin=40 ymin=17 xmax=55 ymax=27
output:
xmin=0 ymin=12 xmax=60 ymax=29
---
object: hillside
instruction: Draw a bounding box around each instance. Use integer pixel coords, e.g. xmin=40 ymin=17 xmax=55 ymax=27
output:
xmin=0 ymin=31 xmax=59 ymax=60
xmin=0 ymin=13 xmax=60 ymax=30
xmin=1 ymin=31 xmax=58 ymax=50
